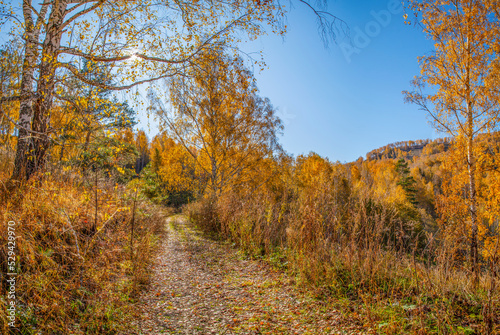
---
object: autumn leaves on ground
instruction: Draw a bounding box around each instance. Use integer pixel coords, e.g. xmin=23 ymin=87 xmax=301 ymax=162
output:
xmin=1 ymin=0 xmax=500 ymax=334
xmin=133 ymin=215 xmax=363 ymax=334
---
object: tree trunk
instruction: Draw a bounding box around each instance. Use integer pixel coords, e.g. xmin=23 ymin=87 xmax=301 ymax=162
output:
xmin=83 ymin=129 xmax=92 ymax=152
xmin=467 ymin=136 xmax=479 ymax=286
xmin=12 ymin=94 xmax=35 ymax=181
xmin=210 ymin=156 xmax=220 ymax=196
xmin=11 ymin=1 xmax=46 ymax=181
xmin=27 ymin=0 xmax=67 ymax=179
xmin=59 ymin=136 xmax=66 ymax=162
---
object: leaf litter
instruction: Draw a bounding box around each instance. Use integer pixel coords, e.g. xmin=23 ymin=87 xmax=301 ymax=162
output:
xmin=129 ymin=216 xmax=369 ymax=334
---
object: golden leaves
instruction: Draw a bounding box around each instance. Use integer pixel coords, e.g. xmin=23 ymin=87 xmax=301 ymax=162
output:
xmin=153 ymin=50 xmax=282 ymax=195
xmin=437 ymin=133 xmax=500 ymax=261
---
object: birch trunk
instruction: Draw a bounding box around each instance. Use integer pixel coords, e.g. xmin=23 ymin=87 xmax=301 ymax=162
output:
xmin=467 ymin=135 xmax=479 ymax=285
xmin=28 ymin=0 xmax=68 ymax=179
xmin=11 ymin=1 xmax=48 ymax=180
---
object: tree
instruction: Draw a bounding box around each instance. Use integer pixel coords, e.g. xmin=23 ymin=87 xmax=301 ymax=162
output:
xmin=150 ymin=50 xmax=283 ymax=196
xmin=437 ymin=133 xmax=500 ymax=268
xmin=0 ymin=0 xmax=282 ymax=180
xmin=404 ymin=0 xmax=500 ymax=283
xmin=148 ymin=132 xmax=197 ymax=205
xmin=55 ymin=60 xmax=138 ymax=161
xmin=0 ymin=39 xmax=23 ymax=168
xmin=0 ymin=0 xmax=343 ymax=181
xmin=134 ymin=130 xmax=149 ymax=174
xmin=395 ymin=158 xmax=418 ymax=206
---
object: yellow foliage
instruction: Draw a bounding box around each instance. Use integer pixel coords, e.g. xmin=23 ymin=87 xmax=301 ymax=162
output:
xmin=437 ymin=134 xmax=500 ymax=261
xmin=150 ymin=133 xmax=196 ymax=194
xmin=154 ymin=50 xmax=282 ymax=196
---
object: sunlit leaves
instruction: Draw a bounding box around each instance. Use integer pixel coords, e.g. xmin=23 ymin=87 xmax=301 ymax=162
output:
xmin=404 ymin=0 xmax=500 ymax=279
xmin=152 ymin=50 xmax=282 ymax=196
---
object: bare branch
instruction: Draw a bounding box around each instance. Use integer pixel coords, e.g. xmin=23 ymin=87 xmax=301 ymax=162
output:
xmin=0 ymin=96 xmax=22 ymax=103
xmin=59 ymin=47 xmax=187 ymax=64
xmin=58 ymin=61 xmax=183 ymax=90
xmin=298 ymin=0 xmax=349 ymax=46
xmin=61 ymin=0 xmax=105 ymax=30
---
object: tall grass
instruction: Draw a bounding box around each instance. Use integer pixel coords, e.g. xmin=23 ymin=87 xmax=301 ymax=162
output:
xmin=185 ymin=161 xmax=500 ymax=334
xmin=0 ymin=169 xmax=167 ymax=334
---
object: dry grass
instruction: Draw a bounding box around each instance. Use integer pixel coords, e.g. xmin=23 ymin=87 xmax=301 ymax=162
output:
xmin=185 ymin=172 xmax=500 ymax=334
xmin=0 ymin=169 xmax=169 ymax=334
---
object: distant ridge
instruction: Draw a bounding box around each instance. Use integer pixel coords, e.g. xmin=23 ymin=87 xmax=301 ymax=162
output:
xmin=365 ymin=131 xmax=500 ymax=161
xmin=365 ymin=137 xmax=453 ymax=161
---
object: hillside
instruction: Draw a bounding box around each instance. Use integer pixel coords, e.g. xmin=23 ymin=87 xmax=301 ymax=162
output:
xmin=365 ymin=137 xmax=453 ymax=161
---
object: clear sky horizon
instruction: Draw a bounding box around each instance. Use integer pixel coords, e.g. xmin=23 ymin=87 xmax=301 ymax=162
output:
xmin=230 ymin=0 xmax=442 ymax=163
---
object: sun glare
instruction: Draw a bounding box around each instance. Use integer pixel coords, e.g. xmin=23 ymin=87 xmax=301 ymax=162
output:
xmin=129 ymin=48 xmax=140 ymax=61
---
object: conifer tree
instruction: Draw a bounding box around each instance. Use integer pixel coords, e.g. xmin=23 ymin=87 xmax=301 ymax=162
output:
xmin=395 ymin=158 xmax=418 ymax=206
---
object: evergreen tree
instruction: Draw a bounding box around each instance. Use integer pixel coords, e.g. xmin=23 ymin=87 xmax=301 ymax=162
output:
xmin=395 ymin=158 xmax=418 ymax=206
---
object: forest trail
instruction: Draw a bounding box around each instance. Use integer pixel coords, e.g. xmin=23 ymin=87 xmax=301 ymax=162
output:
xmin=131 ymin=215 xmax=367 ymax=335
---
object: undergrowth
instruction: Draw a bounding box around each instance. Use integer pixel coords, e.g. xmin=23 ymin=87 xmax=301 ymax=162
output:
xmin=0 ymin=169 xmax=169 ymax=334
xmin=184 ymin=183 xmax=500 ymax=334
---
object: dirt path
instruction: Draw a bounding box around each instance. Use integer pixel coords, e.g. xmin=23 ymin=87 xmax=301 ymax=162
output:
xmin=131 ymin=215 xmax=366 ymax=335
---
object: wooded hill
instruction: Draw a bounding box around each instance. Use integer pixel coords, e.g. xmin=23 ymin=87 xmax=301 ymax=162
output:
xmin=365 ymin=137 xmax=453 ymax=161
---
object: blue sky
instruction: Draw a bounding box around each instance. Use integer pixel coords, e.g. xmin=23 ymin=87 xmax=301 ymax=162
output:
xmin=233 ymin=0 xmax=439 ymax=162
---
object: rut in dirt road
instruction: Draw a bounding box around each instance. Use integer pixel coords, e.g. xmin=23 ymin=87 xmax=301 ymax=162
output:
xmin=132 ymin=215 xmax=366 ymax=335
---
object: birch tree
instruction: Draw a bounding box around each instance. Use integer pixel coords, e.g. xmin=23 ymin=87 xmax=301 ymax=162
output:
xmin=150 ymin=50 xmax=283 ymax=196
xmin=0 ymin=0 xmax=343 ymax=181
xmin=0 ymin=39 xmax=22 ymax=154
xmin=404 ymin=0 xmax=500 ymax=284
xmin=0 ymin=0 xmax=277 ymax=180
